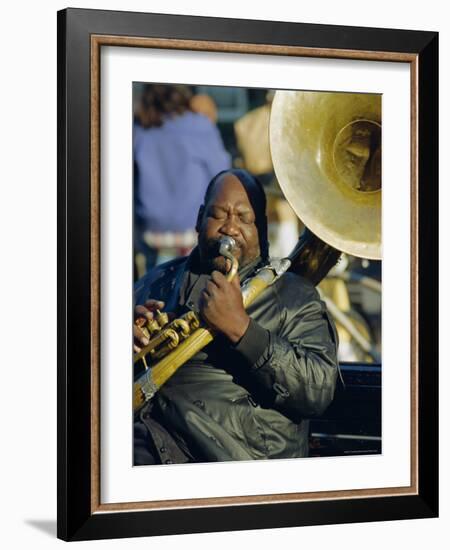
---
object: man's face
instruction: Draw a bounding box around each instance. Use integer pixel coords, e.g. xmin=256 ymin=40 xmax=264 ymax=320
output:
xmin=196 ymin=174 xmax=261 ymax=273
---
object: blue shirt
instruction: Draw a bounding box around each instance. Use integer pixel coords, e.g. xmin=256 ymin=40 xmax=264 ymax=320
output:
xmin=134 ymin=111 xmax=231 ymax=233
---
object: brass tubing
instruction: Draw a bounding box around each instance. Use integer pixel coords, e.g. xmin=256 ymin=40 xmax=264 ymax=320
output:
xmin=134 ymin=327 xmax=214 ymax=411
xmin=226 ymin=256 xmax=239 ymax=282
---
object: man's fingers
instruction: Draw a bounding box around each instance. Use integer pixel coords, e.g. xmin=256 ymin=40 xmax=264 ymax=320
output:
xmin=206 ymin=270 xmax=241 ymax=298
xmin=211 ymin=270 xmax=226 ymax=286
xmin=135 ymin=305 xmax=154 ymax=322
xmin=206 ymin=279 xmax=221 ymax=296
xmin=135 ymin=300 xmax=165 ymax=323
xmin=231 ymin=272 xmax=241 ymax=287
xmin=144 ymin=299 xmax=165 ymax=310
xmin=133 ymin=324 xmax=149 ymax=346
xmin=201 ymin=288 xmax=212 ymax=306
xmin=135 ymin=317 xmax=147 ymax=329
xmin=211 ymin=269 xmax=240 ymax=288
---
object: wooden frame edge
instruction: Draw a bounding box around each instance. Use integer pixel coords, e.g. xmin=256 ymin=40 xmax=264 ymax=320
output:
xmin=410 ymin=54 xmax=419 ymax=501
xmin=91 ymin=34 xmax=417 ymax=62
xmin=91 ymin=32 xmax=101 ymax=514
xmin=89 ymin=34 xmax=420 ymax=515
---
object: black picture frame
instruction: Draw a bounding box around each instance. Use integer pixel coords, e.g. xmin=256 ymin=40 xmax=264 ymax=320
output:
xmin=57 ymin=7 xmax=438 ymax=541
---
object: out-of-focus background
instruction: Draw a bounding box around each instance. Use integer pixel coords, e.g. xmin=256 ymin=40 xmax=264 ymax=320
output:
xmin=133 ymin=83 xmax=382 ymax=365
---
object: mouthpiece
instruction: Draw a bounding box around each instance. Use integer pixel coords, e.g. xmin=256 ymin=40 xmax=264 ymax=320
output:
xmin=218 ymin=236 xmax=236 ymax=256
xmin=218 ymin=237 xmax=238 ymax=282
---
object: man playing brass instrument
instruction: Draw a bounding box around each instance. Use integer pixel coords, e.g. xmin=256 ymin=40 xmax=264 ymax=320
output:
xmin=133 ymin=169 xmax=339 ymax=465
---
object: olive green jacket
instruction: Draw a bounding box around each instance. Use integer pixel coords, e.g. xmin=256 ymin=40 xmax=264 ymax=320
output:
xmin=135 ymin=255 xmax=339 ymax=462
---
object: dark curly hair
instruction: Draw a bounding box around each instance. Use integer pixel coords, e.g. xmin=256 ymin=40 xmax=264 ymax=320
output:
xmin=135 ymin=84 xmax=193 ymax=128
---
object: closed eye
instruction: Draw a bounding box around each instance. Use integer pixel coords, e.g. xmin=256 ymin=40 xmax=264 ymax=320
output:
xmin=210 ymin=211 xmax=226 ymax=220
xmin=239 ymin=213 xmax=255 ymax=224
xmin=208 ymin=207 xmax=227 ymax=220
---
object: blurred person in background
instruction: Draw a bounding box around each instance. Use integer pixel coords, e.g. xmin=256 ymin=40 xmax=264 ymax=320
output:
xmin=234 ymin=90 xmax=299 ymax=258
xmin=134 ymin=84 xmax=231 ymax=277
xmin=190 ymin=93 xmax=219 ymax=124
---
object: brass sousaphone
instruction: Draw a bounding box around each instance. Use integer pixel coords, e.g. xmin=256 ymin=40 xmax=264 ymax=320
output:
xmin=270 ymin=90 xmax=382 ymax=359
xmin=270 ymin=90 xmax=382 ymax=269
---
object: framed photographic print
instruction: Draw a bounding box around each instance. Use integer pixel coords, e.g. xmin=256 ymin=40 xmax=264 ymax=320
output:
xmin=57 ymin=8 xmax=438 ymax=541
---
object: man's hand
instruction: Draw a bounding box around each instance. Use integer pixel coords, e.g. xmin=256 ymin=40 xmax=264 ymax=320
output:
xmin=134 ymin=299 xmax=173 ymax=353
xmin=200 ymin=271 xmax=250 ymax=344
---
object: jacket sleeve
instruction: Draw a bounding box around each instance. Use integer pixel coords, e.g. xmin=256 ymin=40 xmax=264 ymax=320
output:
xmin=233 ymin=282 xmax=339 ymax=422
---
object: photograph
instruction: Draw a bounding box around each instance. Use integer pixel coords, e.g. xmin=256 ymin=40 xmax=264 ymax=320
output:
xmin=131 ymin=83 xmax=382 ymax=466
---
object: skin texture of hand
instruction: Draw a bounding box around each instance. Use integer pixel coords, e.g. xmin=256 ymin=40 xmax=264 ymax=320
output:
xmin=200 ymin=270 xmax=250 ymax=344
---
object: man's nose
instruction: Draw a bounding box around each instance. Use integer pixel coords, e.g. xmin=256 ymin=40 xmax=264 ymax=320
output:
xmin=219 ymin=216 xmax=240 ymax=237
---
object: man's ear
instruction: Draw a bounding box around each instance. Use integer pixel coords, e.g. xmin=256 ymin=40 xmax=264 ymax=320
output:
xmin=195 ymin=205 xmax=204 ymax=233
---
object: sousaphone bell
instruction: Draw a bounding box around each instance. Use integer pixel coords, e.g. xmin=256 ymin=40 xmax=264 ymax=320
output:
xmin=269 ymin=90 xmax=382 ymax=281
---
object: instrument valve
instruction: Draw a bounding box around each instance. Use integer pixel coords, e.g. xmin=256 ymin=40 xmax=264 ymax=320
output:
xmin=155 ymin=310 xmax=169 ymax=327
xmin=146 ymin=319 xmax=161 ymax=335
